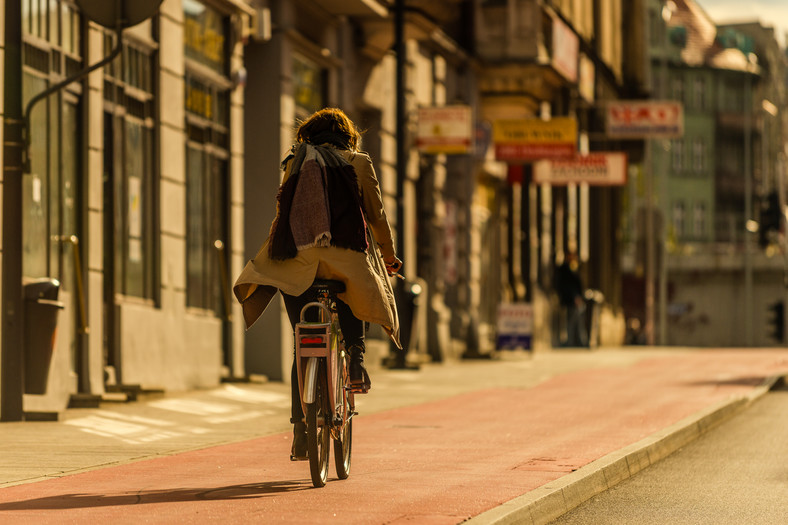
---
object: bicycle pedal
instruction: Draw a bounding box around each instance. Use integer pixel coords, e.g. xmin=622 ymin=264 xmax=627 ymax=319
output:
xmin=290 ymin=454 xmax=308 ymax=462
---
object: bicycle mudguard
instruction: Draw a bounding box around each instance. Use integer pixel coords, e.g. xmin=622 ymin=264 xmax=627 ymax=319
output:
xmin=303 ymin=357 xmax=319 ymax=404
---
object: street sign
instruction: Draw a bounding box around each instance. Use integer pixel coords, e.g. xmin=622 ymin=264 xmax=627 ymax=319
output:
xmin=416 ymin=105 xmax=473 ymax=154
xmin=496 ymin=302 xmax=533 ymax=350
xmin=493 ymin=117 xmax=577 ymax=161
xmin=606 ymin=100 xmax=684 ymax=139
xmin=533 ymin=152 xmax=628 ymax=186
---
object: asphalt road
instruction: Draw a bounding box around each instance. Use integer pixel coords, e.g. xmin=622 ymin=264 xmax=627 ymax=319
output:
xmin=550 ymin=381 xmax=788 ymax=524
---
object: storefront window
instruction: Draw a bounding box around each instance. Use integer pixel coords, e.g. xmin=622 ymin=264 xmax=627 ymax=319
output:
xmin=183 ymin=0 xmax=226 ymax=73
xmin=184 ymin=0 xmax=230 ymax=315
xmin=104 ymin=34 xmax=157 ymax=300
xmin=186 ymin=145 xmax=227 ymax=313
xmin=293 ymin=54 xmax=326 ymax=119
xmin=22 ymin=74 xmax=50 ymax=279
xmin=21 ymin=0 xmax=82 ymax=290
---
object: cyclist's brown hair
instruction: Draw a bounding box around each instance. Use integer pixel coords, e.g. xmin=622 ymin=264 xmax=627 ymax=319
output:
xmin=295 ymin=107 xmax=362 ymax=152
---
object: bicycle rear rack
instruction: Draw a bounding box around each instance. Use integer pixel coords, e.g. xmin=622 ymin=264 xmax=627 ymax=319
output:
xmin=296 ymin=302 xmax=332 ymax=358
xmin=295 ymin=301 xmax=340 ymax=414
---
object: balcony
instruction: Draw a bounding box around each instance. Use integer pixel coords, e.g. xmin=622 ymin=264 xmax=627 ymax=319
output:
xmin=476 ymin=0 xmax=580 ymax=105
xmin=311 ymin=0 xmax=389 ymax=17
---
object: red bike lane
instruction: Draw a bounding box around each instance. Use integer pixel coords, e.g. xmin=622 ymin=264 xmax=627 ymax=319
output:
xmin=0 ymin=349 xmax=786 ymax=524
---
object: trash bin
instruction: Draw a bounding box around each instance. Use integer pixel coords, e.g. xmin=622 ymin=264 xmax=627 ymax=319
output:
xmin=398 ymin=279 xmax=423 ymax=351
xmin=23 ymin=278 xmax=64 ymax=395
xmin=387 ymin=279 xmax=423 ymax=368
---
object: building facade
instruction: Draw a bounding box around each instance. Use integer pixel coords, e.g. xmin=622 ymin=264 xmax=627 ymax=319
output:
xmin=2 ymin=0 xmax=646 ymax=418
xmin=2 ymin=0 xmax=253 ymax=418
xmin=623 ymin=0 xmax=788 ymax=347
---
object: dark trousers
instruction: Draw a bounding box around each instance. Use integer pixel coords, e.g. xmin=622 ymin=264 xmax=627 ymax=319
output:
xmin=282 ymin=288 xmax=364 ymax=424
xmin=565 ymin=303 xmax=588 ymax=347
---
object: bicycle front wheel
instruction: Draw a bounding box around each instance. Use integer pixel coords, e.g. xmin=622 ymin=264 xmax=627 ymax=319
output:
xmin=306 ymin=364 xmax=330 ymax=487
xmin=334 ymin=351 xmax=353 ymax=479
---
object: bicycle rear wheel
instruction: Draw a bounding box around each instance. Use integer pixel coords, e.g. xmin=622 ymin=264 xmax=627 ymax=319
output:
xmin=306 ymin=364 xmax=330 ymax=487
xmin=334 ymin=351 xmax=353 ymax=479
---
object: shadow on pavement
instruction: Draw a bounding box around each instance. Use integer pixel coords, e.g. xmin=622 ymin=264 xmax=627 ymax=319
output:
xmin=684 ymin=375 xmax=771 ymax=388
xmin=0 ymin=480 xmax=311 ymax=511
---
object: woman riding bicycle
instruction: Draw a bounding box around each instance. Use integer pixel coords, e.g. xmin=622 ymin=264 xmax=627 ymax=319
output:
xmin=233 ymin=107 xmax=402 ymax=460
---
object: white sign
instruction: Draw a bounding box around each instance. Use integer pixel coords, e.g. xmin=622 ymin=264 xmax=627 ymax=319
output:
xmin=606 ymin=100 xmax=684 ymax=139
xmin=552 ymin=16 xmax=578 ymax=83
xmin=578 ymin=54 xmax=595 ymax=102
xmin=416 ymin=105 xmax=473 ymax=154
xmin=533 ymin=153 xmax=628 ymax=186
xmin=496 ymin=302 xmax=533 ymax=350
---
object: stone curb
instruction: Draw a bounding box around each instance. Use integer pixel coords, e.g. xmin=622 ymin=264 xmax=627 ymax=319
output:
xmin=464 ymin=375 xmax=783 ymax=525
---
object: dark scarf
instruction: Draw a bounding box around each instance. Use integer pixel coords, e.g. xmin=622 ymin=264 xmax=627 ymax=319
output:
xmin=269 ymin=142 xmax=369 ymax=260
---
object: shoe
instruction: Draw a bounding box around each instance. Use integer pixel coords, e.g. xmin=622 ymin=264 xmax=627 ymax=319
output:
xmin=348 ymin=344 xmax=371 ymax=391
xmin=290 ymin=422 xmax=307 ymax=461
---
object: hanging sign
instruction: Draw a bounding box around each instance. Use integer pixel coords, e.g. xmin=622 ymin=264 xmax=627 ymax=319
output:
xmin=533 ymin=152 xmax=628 ymax=186
xmin=416 ymin=105 xmax=473 ymax=154
xmin=552 ymin=16 xmax=578 ymax=82
xmin=493 ymin=117 xmax=577 ymax=161
xmin=606 ymin=101 xmax=684 ymax=139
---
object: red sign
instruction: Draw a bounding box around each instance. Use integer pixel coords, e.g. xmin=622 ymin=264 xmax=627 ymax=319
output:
xmin=495 ymin=143 xmax=576 ymax=161
xmin=606 ymin=101 xmax=684 ymax=139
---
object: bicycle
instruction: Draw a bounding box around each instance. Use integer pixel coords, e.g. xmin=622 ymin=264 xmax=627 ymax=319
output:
xmin=294 ymin=279 xmax=364 ymax=487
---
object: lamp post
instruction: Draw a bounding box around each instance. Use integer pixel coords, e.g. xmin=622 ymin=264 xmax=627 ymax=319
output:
xmin=744 ymin=53 xmax=757 ymax=345
xmin=658 ymin=1 xmax=675 ymax=345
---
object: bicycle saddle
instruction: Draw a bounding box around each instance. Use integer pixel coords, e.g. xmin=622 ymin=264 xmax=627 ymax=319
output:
xmin=311 ymin=279 xmax=346 ymax=294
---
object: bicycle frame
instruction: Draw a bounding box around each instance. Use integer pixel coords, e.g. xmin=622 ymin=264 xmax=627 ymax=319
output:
xmin=293 ymin=281 xmax=355 ymax=486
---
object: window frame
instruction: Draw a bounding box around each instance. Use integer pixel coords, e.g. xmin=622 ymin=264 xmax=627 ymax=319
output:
xmin=693 ymin=201 xmax=706 ymax=238
xmin=102 ymin=32 xmax=160 ymax=303
xmin=671 ymin=139 xmax=684 ymax=172
xmin=182 ymin=0 xmax=232 ymax=316
xmin=21 ymin=0 xmax=84 ymax=287
xmin=672 ymin=200 xmax=686 ymax=239
xmin=692 ymin=137 xmax=705 ymax=173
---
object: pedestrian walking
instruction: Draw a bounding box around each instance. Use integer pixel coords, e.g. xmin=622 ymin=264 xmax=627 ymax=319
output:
xmin=555 ymin=252 xmax=588 ymax=347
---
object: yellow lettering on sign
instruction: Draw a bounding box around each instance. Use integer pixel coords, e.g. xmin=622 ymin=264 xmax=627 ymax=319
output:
xmin=493 ymin=117 xmax=578 ymax=144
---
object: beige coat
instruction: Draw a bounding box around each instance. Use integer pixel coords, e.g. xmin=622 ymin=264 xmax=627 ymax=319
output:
xmin=233 ymin=148 xmax=401 ymax=347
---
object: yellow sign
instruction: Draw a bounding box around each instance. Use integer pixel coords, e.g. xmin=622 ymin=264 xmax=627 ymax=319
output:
xmin=493 ymin=117 xmax=577 ymax=143
xmin=493 ymin=117 xmax=577 ymax=161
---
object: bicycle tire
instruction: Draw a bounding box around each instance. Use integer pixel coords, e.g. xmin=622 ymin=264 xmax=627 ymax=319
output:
xmin=334 ymin=351 xmax=352 ymax=479
xmin=306 ymin=363 xmax=330 ymax=487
